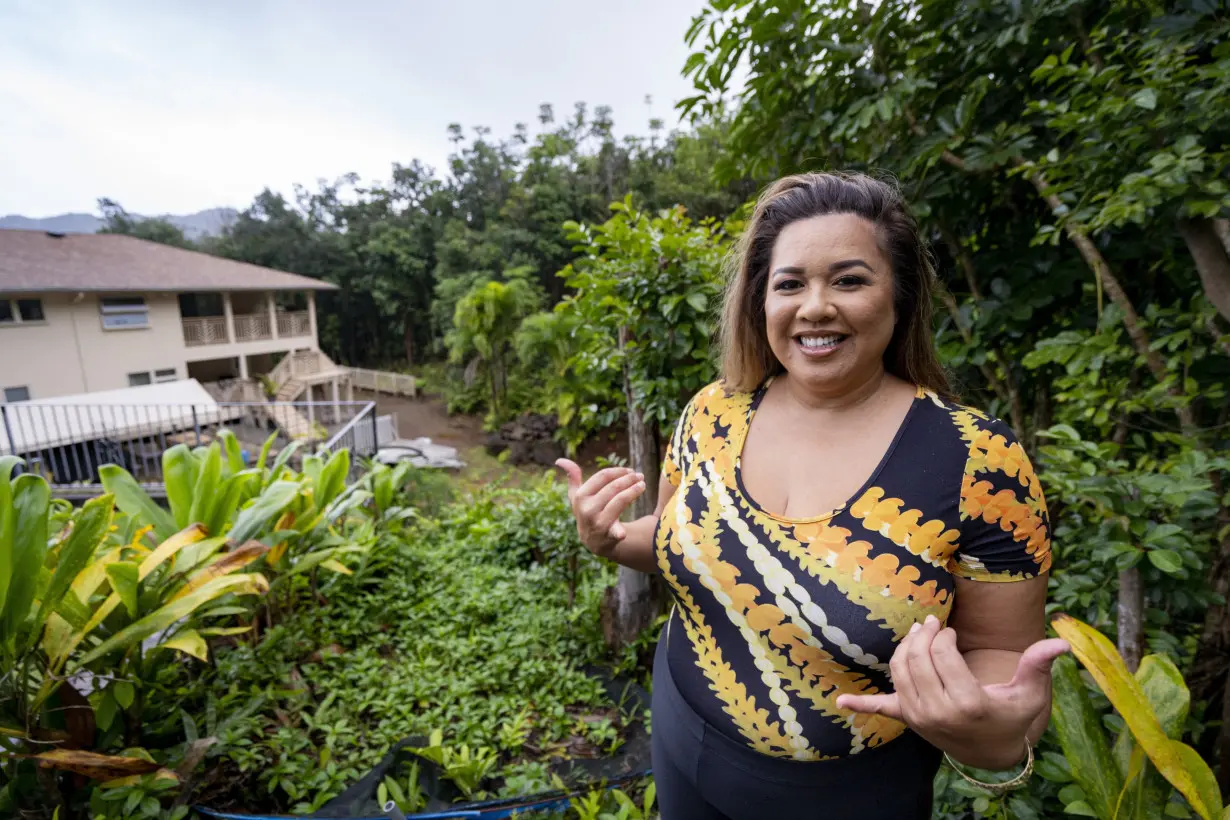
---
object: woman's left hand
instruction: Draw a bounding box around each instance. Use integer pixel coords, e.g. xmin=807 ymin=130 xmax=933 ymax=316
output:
xmin=835 ymin=615 xmax=1069 ymax=770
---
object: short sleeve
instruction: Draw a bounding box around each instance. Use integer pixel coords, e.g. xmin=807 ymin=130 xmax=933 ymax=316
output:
xmin=662 ymin=389 xmax=705 ymax=488
xmin=949 ymin=418 xmax=1053 ymax=582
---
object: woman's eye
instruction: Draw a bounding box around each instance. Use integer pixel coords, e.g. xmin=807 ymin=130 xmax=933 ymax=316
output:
xmin=773 ymin=280 xmax=802 ymax=292
xmin=835 ymin=275 xmax=867 ymax=287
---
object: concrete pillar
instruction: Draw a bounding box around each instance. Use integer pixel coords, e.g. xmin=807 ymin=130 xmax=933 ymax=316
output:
xmin=331 ymin=378 xmax=340 ymax=423
xmin=306 ymin=384 xmax=315 ymax=431
xmin=238 ymin=355 xmax=249 ymax=380
xmin=268 ymin=291 xmax=279 ymax=339
xmin=222 ymin=293 xmax=235 ymax=343
xmin=346 ymin=378 xmax=354 ymax=403
xmin=307 ymin=292 xmax=318 ymax=350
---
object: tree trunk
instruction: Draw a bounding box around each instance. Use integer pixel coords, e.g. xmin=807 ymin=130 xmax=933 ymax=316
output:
xmin=603 ymin=326 xmax=662 ymax=650
xmin=1117 ymin=568 xmax=1144 ymax=673
xmin=1178 ymin=217 xmax=1230 ymax=323
xmin=1019 ymin=163 xmax=1196 ymax=432
xmin=403 ymin=318 xmax=416 ymax=366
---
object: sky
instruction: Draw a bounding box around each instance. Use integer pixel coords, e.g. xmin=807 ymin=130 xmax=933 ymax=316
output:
xmin=0 ymin=0 xmax=709 ymax=217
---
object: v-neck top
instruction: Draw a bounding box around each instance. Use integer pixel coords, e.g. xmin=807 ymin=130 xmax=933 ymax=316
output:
xmin=654 ymin=380 xmax=1052 ymax=761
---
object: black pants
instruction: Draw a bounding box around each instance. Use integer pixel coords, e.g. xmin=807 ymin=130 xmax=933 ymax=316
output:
xmin=651 ymin=637 xmax=940 ymax=820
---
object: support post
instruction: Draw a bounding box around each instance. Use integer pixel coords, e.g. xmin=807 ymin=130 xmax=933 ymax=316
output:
xmin=307 ymin=292 xmax=318 ymax=350
xmin=1 ymin=405 xmax=19 ymax=474
xmin=268 ymin=291 xmax=280 ymax=339
xmin=222 ymin=293 xmax=235 ymax=343
xmin=331 ymin=379 xmax=340 ymax=424
xmin=238 ymin=355 xmax=249 ymax=380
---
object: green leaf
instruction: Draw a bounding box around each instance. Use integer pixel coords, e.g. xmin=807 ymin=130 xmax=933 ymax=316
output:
xmin=1051 ymin=653 xmax=1123 ymax=819
xmin=0 ymin=475 xmax=51 ymax=649
xmin=1147 ymin=550 xmax=1182 ymax=573
xmin=230 ymin=481 xmax=302 ymax=544
xmin=0 ymin=455 xmax=23 ymax=618
xmin=113 ymin=680 xmax=134 ymax=710
xmin=686 ymin=291 xmax=708 ymax=313
xmin=29 ymin=494 xmax=115 ymax=647
xmin=105 ymin=562 xmax=140 ymax=618
xmin=216 ymin=429 xmax=245 ymax=475
xmin=188 ymin=445 xmax=222 ymax=532
xmin=100 ymin=465 xmax=176 ymax=541
xmin=162 ymin=445 xmax=198 ymax=531
xmin=1064 ymin=801 xmax=1099 ymax=816
xmin=76 ymin=574 xmax=267 ymax=666
xmin=1131 ymin=88 xmax=1157 ymax=110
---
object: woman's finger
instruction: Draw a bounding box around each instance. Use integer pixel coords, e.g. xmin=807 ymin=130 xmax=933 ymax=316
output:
xmin=554 ymin=459 xmax=583 ymax=501
xmin=889 ymin=625 xmax=919 ymax=713
xmin=928 ymin=627 xmax=981 ymax=707
xmin=593 ymin=480 xmax=647 ymax=534
xmin=589 ymin=470 xmax=645 ymax=513
xmin=578 ymin=467 xmax=635 ymax=502
xmin=836 ymin=692 xmax=902 ymax=720
xmin=903 ymin=616 xmax=946 ymax=706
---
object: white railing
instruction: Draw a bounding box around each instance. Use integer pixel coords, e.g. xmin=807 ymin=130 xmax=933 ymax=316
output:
xmin=182 ymin=316 xmax=228 ymax=346
xmin=348 ymin=368 xmax=417 ymax=397
xmin=277 ymin=311 xmax=312 ymax=338
xmin=233 ymin=313 xmax=272 ymax=341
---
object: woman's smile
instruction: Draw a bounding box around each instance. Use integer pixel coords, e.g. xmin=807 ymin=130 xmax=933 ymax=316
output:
xmin=794 ymin=331 xmax=849 ymax=358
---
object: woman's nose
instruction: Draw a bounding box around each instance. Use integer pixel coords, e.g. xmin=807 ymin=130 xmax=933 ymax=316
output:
xmin=798 ymin=285 xmax=836 ymax=321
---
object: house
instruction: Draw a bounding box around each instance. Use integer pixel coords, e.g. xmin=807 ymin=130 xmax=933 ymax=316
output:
xmin=0 ymin=229 xmax=345 ymax=404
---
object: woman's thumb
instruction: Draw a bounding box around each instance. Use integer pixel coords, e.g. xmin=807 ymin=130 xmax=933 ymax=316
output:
xmin=554 ymin=458 xmax=583 ymax=491
xmin=1007 ymin=638 xmax=1070 ymax=690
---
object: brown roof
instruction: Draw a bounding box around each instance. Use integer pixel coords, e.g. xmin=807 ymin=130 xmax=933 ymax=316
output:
xmin=0 ymin=229 xmax=336 ymax=293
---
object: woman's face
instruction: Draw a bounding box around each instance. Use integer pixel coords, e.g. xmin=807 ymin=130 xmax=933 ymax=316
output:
xmin=764 ymin=213 xmax=897 ymax=395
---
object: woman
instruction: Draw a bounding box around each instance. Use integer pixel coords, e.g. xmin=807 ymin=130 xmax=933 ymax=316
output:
xmin=556 ymin=172 xmax=1067 ymax=819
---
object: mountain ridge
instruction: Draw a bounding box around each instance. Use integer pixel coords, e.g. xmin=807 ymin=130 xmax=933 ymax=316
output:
xmin=0 ymin=207 xmax=238 ymax=240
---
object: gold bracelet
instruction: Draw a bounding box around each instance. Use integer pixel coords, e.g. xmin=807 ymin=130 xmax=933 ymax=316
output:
xmin=943 ymin=738 xmax=1034 ymax=795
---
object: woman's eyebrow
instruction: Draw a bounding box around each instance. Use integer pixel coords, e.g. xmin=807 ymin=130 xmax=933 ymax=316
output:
xmin=771 ymin=259 xmax=875 ymax=277
xmin=829 ymin=258 xmax=874 ymax=273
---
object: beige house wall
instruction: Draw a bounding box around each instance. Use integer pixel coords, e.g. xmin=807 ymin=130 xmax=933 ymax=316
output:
xmin=0 ymin=291 xmax=320 ymax=402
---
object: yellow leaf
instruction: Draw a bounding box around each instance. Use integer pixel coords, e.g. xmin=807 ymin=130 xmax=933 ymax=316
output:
xmin=268 ymin=540 xmax=289 ymax=565
xmin=51 ymin=525 xmax=208 ymax=670
xmin=41 ymin=612 xmax=73 ymax=662
xmin=198 ymin=625 xmax=252 ymax=637
xmin=67 ymin=546 xmax=124 ymax=607
xmin=320 ymin=558 xmax=353 ymax=575
xmin=29 ymin=749 xmax=160 ymax=781
xmin=158 ymin=628 xmax=208 ymax=662
xmin=274 ymin=511 xmax=295 ymax=531
xmin=1053 ymin=615 xmax=1223 ymax=819
xmin=169 ymin=542 xmax=269 ymax=602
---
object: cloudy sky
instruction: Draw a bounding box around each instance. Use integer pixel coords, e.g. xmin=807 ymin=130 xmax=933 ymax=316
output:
xmin=0 ymin=0 xmax=708 ymax=217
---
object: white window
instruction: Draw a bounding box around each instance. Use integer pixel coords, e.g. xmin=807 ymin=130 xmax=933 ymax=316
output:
xmin=2 ymin=386 xmax=30 ymax=403
xmin=0 ymin=298 xmax=45 ymax=324
xmin=100 ymin=297 xmax=150 ymax=330
xmin=154 ymin=368 xmax=178 ymax=383
xmin=128 ymin=371 xmax=152 ymax=387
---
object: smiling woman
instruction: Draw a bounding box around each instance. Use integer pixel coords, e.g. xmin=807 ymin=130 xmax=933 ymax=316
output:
xmin=558 ymin=172 xmax=1066 ymax=820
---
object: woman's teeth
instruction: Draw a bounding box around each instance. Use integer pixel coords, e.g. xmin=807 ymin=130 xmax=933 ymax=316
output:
xmin=798 ymin=335 xmax=843 ymax=349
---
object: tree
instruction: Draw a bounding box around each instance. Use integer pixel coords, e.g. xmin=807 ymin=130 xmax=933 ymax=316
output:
xmin=446 ymin=271 xmax=542 ymax=422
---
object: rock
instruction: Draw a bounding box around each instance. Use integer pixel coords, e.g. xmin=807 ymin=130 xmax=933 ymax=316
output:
xmin=531 ymin=439 xmax=564 ymax=466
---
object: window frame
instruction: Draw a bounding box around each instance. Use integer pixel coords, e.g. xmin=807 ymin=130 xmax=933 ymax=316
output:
xmin=100 ymin=296 xmax=151 ymax=330
xmin=2 ymin=386 xmax=31 ymax=403
xmin=154 ymin=368 xmax=178 ymax=383
xmin=0 ymin=297 xmax=46 ymax=325
xmin=127 ymin=371 xmax=153 ymax=387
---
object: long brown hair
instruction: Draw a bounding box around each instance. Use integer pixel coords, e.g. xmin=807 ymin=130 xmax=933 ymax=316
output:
xmin=720 ymin=171 xmax=954 ymax=399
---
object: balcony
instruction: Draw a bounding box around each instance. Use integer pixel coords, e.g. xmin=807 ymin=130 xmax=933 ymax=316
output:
xmin=234 ymin=313 xmax=272 ymax=342
xmin=277 ymin=311 xmax=311 ymax=338
xmin=183 ymin=316 xmax=228 ymax=347
xmin=182 ymin=310 xmax=313 ymax=347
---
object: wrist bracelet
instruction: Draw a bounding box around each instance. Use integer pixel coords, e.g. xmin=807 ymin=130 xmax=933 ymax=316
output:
xmin=943 ymin=737 xmax=1034 ymax=795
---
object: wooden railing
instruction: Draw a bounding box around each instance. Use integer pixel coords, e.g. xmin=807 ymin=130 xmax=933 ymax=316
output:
xmin=182 ymin=316 xmax=228 ymax=347
xmin=348 ymin=368 xmax=417 ymax=397
xmin=277 ymin=311 xmax=312 ymax=338
xmin=233 ymin=313 xmax=272 ymax=342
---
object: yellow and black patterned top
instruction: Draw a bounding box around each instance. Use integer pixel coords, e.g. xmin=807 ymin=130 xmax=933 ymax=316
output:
xmin=654 ymin=379 xmax=1051 ymax=761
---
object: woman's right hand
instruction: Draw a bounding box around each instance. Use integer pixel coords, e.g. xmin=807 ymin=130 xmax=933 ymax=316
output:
xmin=555 ymin=459 xmax=647 ymax=558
